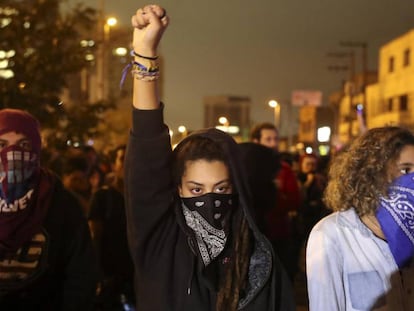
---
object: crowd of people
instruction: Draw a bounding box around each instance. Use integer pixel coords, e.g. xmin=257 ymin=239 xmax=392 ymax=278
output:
xmin=0 ymin=110 xmax=134 ymax=310
xmin=0 ymin=3 xmax=413 ymax=311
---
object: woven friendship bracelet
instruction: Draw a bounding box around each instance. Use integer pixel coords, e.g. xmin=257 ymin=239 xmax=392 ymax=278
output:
xmin=132 ymin=61 xmax=158 ymax=71
xmin=120 ymin=55 xmax=160 ymax=87
xmin=131 ymin=61 xmax=160 ymax=81
xmin=132 ymin=70 xmax=160 ymax=81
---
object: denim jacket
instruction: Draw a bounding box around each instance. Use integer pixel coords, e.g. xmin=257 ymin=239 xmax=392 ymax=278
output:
xmin=306 ymin=209 xmax=414 ymax=311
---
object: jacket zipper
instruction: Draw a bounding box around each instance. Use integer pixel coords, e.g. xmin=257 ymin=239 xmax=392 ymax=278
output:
xmin=187 ymin=237 xmax=197 ymax=295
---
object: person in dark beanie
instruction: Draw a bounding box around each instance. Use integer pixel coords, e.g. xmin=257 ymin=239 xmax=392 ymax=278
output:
xmin=0 ymin=109 xmax=98 ymax=310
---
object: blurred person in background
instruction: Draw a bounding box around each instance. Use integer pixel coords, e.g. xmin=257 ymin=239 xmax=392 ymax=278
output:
xmin=88 ymin=145 xmax=134 ymax=311
xmin=237 ymin=142 xmax=280 ymax=237
xmin=296 ymin=153 xmax=329 ymax=241
xmin=61 ymin=154 xmax=91 ymax=215
xmin=250 ymin=122 xmax=301 ymax=281
xmin=0 ymin=109 xmax=97 ymax=310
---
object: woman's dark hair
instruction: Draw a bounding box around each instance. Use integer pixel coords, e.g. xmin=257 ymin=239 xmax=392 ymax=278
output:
xmin=324 ymin=126 xmax=414 ymax=216
xmin=172 ymin=134 xmax=251 ymax=311
xmin=172 ymin=135 xmax=230 ymax=186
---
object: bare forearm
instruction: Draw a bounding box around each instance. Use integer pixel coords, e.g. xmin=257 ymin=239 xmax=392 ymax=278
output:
xmin=132 ymin=73 xmax=160 ymax=110
xmin=131 ymin=5 xmax=168 ymax=110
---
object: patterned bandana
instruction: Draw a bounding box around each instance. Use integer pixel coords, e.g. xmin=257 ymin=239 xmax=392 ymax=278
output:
xmin=0 ymin=145 xmax=39 ymax=204
xmin=0 ymin=168 xmax=53 ymax=256
xmin=377 ymin=172 xmax=414 ymax=268
xmin=181 ymin=192 xmax=236 ymax=266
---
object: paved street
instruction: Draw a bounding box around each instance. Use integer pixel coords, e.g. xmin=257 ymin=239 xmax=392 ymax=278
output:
xmin=294 ymin=271 xmax=309 ymax=311
xmin=293 ymin=244 xmax=309 ymax=311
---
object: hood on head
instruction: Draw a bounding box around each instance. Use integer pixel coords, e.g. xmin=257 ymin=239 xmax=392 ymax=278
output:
xmin=176 ymin=128 xmax=261 ymax=234
xmin=0 ymin=109 xmax=41 ymax=155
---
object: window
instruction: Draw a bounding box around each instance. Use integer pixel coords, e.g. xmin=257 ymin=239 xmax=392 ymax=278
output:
xmin=404 ymin=49 xmax=410 ymax=67
xmin=389 ymin=56 xmax=395 ymax=73
xmin=400 ymin=95 xmax=408 ymax=111
xmin=387 ymin=98 xmax=393 ymax=112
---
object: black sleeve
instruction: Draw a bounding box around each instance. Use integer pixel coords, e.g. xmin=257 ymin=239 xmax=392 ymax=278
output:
xmin=58 ymin=189 xmax=99 ymax=311
xmin=88 ymin=188 xmax=109 ymax=221
xmin=125 ymin=106 xmax=175 ymax=262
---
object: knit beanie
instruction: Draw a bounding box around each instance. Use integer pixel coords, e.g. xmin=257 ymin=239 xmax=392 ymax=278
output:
xmin=0 ymin=109 xmax=41 ymax=155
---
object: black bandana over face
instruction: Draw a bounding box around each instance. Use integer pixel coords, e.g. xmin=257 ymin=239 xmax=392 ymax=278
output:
xmin=181 ymin=192 xmax=237 ymax=266
xmin=181 ymin=193 xmax=236 ymax=230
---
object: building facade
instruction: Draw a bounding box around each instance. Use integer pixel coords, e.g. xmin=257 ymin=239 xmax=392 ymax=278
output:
xmin=298 ymin=105 xmax=335 ymax=155
xmin=329 ymin=71 xmax=378 ymax=148
xmin=203 ymin=95 xmax=251 ymax=141
xmin=330 ymin=29 xmax=414 ymax=150
xmin=366 ymin=29 xmax=414 ymax=130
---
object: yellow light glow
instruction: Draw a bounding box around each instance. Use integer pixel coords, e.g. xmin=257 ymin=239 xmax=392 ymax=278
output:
xmin=218 ymin=117 xmax=228 ymax=125
xmin=106 ymin=17 xmax=117 ymax=27
xmin=268 ymin=100 xmax=278 ymax=108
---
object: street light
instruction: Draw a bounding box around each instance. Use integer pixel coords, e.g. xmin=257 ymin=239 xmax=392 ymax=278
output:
xmin=317 ymin=126 xmax=331 ymax=156
xmin=268 ymin=100 xmax=280 ymax=129
xmin=215 ymin=117 xmax=240 ymax=134
xmin=218 ymin=116 xmax=229 ymax=127
xmin=97 ymin=16 xmax=117 ymax=101
xmin=216 ymin=117 xmax=230 ymax=133
xmin=178 ymin=125 xmax=188 ymax=139
xmin=106 ymin=17 xmax=117 ymax=29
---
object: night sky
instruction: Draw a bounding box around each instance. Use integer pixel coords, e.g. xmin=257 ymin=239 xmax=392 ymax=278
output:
xmin=63 ymin=0 xmax=414 ymax=132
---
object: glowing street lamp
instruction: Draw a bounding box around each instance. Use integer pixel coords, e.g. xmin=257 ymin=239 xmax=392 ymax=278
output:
xmin=104 ymin=17 xmax=117 ymax=40
xmin=218 ymin=116 xmax=229 ymax=127
xmin=268 ymin=100 xmax=281 ymax=129
xmin=178 ymin=125 xmax=188 ymax=139
xmin=106 ymin=17 xmax=117 ymax=27
xmin=216 ymin=116 xmax=230 ymax=133
xmin=317 ymin=126 xmax=331 ymax=143
xmin=178 ymin=125 xmax=187 ymax=134
xmin=97 ymin=16 xmax=118 ymax=101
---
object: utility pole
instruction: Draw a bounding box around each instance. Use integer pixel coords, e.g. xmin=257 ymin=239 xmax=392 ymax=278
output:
xmin=327 ymin=51 xmax=355 ymax=82
xmin=340 ymin=41 xmax=368 ymax=93
xmin=340 ymin=41 xmax=368 ymax=136
xmin=95 ymin=0 xmax=105 ymax=102
xmin=327 ymin=51 xmax=355 ymax=142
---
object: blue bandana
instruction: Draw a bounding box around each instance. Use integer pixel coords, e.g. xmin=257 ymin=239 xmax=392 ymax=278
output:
xmin=377 ymin=172 xmax=414 ymax=268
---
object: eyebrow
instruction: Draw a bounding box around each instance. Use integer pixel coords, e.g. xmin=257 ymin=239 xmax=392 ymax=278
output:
xmin=0 ymin=138 xmax=30 ymax=144
xmin=397 ymin=162 xmax=414 ymax=166
xmin=185 ymin=179 xmax=231 ymax=187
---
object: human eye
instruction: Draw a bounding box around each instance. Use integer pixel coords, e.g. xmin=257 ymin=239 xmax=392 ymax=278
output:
xmin=214 ymin=183 xmax=232 ymax=194
xmin=190 ymin=187 xmax=203 ymax=195
xmin=19 ymin=139 xmax=32 ymax=151
xmin=0 ymin=140 xmax=7 ymax=150
xmin=397 ymin=161 xmax=414 ymax=175
xmin=400 ymin=166 xmax=414 ymax=175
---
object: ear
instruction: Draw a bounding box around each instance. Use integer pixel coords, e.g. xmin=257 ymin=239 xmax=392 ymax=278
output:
xmin=252 ymin=138 xmax=259 ymax=144
xmin=178 ymin=185 xmax=183 ymax=197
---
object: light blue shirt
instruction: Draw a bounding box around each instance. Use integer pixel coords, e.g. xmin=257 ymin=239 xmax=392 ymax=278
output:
xmin=306 ymin=209 xmax=413 ymax=311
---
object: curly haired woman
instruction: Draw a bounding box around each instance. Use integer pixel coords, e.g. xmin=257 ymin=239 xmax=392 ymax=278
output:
xmin=306 ymin=126 xmax=414 ymax=310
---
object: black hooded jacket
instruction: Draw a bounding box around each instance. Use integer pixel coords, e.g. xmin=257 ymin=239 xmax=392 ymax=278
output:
xmin=125 ymin=106 xmax=295 ymax=311
xmin=0 ymin=172 xmax=98 ymax=310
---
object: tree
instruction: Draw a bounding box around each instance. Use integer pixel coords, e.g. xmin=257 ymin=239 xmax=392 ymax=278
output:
xmin=0 ymin=0 xmax=114 ymax=145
